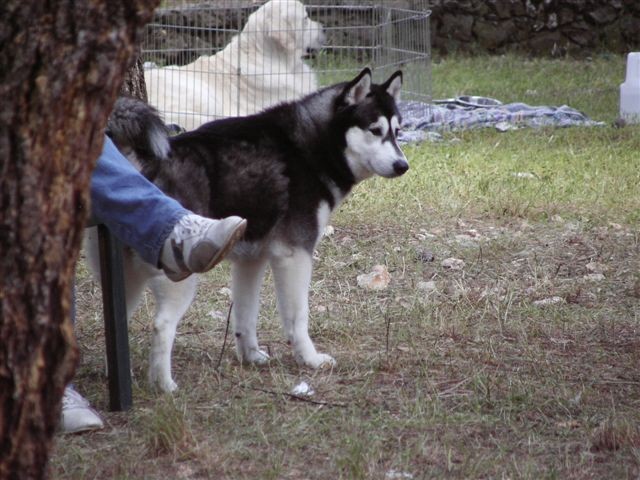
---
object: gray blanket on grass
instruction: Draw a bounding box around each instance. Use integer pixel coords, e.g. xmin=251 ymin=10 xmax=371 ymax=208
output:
xmin=397 ymin=96 xmax=605 ymax=143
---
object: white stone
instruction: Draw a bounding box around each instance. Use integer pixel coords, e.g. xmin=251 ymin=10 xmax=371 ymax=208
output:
xmin=207 ymin=310 xmax=226 ymax=320
xmin=291 ymin=381 xmax=314 ymax=397
xmin=533 ymin=296 xmax=565 ymax=306
xmin=385 ymin=470 xmax=414 ymax=479
xmin=417 ymin=280 xmax=437 ymax=292
xmin=583 ymin=273 xmax=605 ymax=282
xmin=586 ymin=261 xmax=606 ymax=274
xmin=512 ymin=171 xmax=536 ymax=179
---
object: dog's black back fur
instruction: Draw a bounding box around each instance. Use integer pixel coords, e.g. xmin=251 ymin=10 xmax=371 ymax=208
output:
xmin=108 ymin=70 xmax=402 ymax=252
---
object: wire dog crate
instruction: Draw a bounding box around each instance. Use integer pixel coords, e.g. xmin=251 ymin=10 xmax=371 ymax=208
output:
xmin=142 ymin=0 xmax=431 ymax=130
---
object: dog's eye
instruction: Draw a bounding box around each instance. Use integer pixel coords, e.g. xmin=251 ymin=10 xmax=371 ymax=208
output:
xmin=369 ymin=127 xmax=383 ymax=136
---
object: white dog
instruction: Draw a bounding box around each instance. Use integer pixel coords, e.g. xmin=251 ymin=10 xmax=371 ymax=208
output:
xmin=145 ymin=0 xmax=325 ymax=130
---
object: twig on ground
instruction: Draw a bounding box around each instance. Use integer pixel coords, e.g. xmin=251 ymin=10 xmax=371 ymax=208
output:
xmin=220 ymin=372 xmax=348 ymax=408
xmin=216 ymin=302 xmax=233 ymax=371
xmin=385 ymin=315 xmax=392 ymax=356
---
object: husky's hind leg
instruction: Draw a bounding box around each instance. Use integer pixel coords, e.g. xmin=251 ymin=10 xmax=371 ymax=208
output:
xmin=270 ymin=248 xmax=335 ymax=369
xmin=231 ymin=258 xmax=270 ymax=365
xmin=147 ymin=274 xmax=198 ymax=392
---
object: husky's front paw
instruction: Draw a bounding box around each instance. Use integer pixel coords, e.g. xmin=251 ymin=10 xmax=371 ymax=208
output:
xmin=240 ymin=348 xmax=271 ymax=366
xmin=149 ymin=360 xmax=178 ymax=393
xmin=299 ymin=352 xmax=336 ymax=369
xmin=149 ymin=372 xmax=178 ymax=393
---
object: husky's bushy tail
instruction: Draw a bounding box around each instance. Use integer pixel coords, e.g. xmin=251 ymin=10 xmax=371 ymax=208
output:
xmin=106 ymin=97 xmax=170 ymax=177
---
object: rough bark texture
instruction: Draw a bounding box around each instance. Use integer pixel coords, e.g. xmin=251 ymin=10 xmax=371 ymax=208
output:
xmin=0 ymin=1 xmax=157 ymax=478
xmin=121 ymin=57 xmax=149 ymax=102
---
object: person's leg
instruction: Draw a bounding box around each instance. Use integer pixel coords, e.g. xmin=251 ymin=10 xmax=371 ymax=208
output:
xmin=91 ymin=136 xmax=188 ymax=266
xmin=60 ymin=138 xmax=247 ymax=433
xmin=60 ymin=278 xmax=104 ymax=434
xmin=92 ymin=137 xmax=246 ymax=280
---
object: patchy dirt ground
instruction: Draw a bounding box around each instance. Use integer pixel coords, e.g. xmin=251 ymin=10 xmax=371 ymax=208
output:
xmin=53 ymin=214 xmax=640 ymax=479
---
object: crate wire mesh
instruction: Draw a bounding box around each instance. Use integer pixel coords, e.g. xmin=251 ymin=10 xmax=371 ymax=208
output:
xmin=142 ymin=0 xmax=431 ymax=130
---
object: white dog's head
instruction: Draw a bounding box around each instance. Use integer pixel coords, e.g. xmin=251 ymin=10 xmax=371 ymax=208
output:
xmin=244 ymin=0 xmax=325 ymax=58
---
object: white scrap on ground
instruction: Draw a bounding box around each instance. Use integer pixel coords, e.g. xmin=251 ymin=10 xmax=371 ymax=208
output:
xmin=291 ymin=381 xmax=314 ymax=397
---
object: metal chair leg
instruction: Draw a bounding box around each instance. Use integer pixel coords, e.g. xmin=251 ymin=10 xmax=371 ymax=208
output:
xmin=97 ymin=224 xmax=132 ymax=411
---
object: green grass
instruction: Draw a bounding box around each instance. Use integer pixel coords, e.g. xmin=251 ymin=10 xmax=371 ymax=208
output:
xmin=52 ymin=54 xmax=640 ymax=479
xmin=431 ymin=53 xmax=624 ymax=122
xmin=344 ymin=126 xmax=640 ymax=226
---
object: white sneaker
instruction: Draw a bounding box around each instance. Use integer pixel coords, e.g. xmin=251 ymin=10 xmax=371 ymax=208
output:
xmin=160 ymin=214 xmax=247 ymax=282
xmin=60 ymin=386 xmax=104 ymax=434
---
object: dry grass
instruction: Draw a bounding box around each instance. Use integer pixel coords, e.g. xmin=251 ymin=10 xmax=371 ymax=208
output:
xmin=50 ymin=54 xmax=639 ymax=479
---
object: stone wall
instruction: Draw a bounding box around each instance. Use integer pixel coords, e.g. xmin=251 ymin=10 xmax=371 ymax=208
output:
xmin=427 ymin=0 xmax=640 ymax=56
xmin=142 ymin=0 xmax=640 ymax=65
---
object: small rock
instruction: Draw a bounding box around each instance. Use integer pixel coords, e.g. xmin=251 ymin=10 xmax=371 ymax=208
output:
xmin=323 ymin=225 xmax=335 ymax=237
xmin=208 ymin=310 xmax=226 ymax=320
xmin=218 ymin=287 xmax=232 ymax=297
xmin=385 ymin=470 xmax=413 ymax=479
xmin=416 ymin=250 xmax=435 ymax=263
xmin=586 ymin=261 xmax=607 ymax=274
xmin=340 ymin=236 xmax=354 ymax=246
xmin=455 ymin=234 xmax=477 ymax=247
xmin=583 ymin=273 xmax=605 ymax=282
xmin=512 ymin=172 xmax=537 ymax=179
xmin=291 ymin=381 xmax=314 ymax=397
xmin=533 ymin=296 xmax=565 ymax=307
xmin=417 ymin=280 xmax=437 ymax=292
xmin=441 ymin=257 xmax=465 ymax=270
xmin=357 ymin=265 xmax=391 ymax=290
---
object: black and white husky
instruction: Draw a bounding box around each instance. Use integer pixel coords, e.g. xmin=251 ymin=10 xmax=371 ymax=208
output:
xmin=96 ymin=68 xmax=408 ymax=392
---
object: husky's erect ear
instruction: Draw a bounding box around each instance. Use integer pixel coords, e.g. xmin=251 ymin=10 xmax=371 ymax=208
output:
xmin=340 ymin=68 xmax=372 ymax=105
xmin=380 ymin=70 xmax=403 ymax=102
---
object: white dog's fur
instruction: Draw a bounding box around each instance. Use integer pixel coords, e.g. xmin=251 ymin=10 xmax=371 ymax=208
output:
xmin=145 ymin=0 xmax=324 ymax=130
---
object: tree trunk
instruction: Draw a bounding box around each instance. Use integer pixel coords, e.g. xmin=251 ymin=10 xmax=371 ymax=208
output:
xmin=120 ymin=57 xmax=149 ymax=102
xmin=0 ymin=1 xmax=158 ymax=478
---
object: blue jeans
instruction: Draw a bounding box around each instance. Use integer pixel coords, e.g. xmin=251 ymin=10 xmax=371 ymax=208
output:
xmin=90 ymin=136 xmax=189 ymax=266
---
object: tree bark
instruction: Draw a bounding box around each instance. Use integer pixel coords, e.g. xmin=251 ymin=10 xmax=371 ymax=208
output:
xmin=120 ymin=57 xmax=149 ymax=102
xmin=0 ymin=1 xmax=158 ymax=478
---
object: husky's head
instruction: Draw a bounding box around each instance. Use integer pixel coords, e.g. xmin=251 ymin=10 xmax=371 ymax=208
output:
xmin=337 ymin=68 xmax=408 ymax=182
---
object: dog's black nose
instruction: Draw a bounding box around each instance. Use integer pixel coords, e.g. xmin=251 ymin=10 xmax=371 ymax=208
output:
xmin=393 ymin=160 xmax=409 ymax=176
